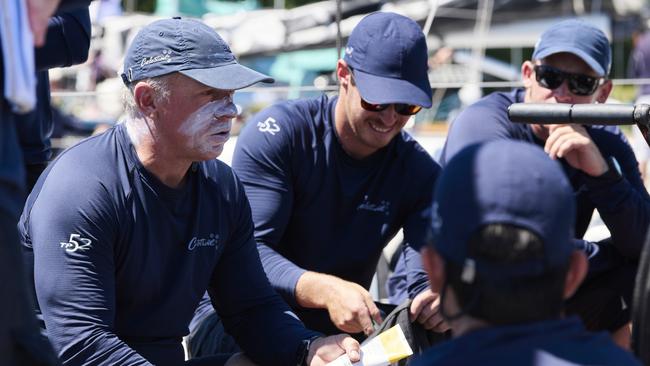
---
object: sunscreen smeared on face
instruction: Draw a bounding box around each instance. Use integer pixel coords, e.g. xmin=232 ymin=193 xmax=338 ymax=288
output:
xmin=178 ymin=95 xmax=237 ymax=159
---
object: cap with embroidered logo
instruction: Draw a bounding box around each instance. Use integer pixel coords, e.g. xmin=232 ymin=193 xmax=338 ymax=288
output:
xmin=120 ymin=17 xmax=273 ymax=89
xmin=532 ymin=19 xmax=611 ymax=76
xmin=430 ymin=140 xmax=576 ymax=282
xmin=343 ymin=12 xmax=432 ymax=108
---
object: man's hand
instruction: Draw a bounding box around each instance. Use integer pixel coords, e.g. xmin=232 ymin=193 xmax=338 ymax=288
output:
xmin=26 ymin=0 xmax=61 ymax=46
xmin=544 ymin=124 xmax=608 ymax=177
xmin=409 ymin=289 xmax=449 ymax=332
xmin=307 ymin=334 xmax=360 ymax=366
xmin=296 ymin=272 xmax=382 ymax=335
xmin=223 ymin=336 xmax=360 ymax=366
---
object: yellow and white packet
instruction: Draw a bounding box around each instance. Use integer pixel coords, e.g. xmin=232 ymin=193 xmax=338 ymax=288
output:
xmin=327 ymin=324 xmax=413 ymax=366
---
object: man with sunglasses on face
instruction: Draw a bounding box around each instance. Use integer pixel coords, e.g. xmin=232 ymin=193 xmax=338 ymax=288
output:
xmin=221 ymin=12 xmax=444 ymax=342
xmin=437 ymin=19 xmax=650 ymax=347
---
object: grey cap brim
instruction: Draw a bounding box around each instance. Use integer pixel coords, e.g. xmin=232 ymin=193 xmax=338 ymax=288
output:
xmin=180 ymin=63 xmax=274 ymax=90
xmin=353 ymin=69 xmax=433 ymax=108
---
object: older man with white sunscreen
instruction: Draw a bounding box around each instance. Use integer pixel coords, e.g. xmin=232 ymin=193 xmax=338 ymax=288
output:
xmin=19 ymin=17 xmax=360 ymax=366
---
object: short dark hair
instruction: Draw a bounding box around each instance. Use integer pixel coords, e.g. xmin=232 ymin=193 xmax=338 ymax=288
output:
xmin=445 ymin=223 xmax=569 ymax=325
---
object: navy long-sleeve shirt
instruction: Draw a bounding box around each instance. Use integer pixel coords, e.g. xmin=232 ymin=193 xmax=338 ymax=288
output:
xmin=232 ymin=95 xmax=439 ymax=335
xmin=0 ymin=2 xmax=91 ymax=364
xmin=441 ymin=89 xmax=650 ymax=259
xmin=411 ymin=317 xmax=641 ymax=365
xmin=1 ymin=0 xmax=92 ymax=215
xmin=16 ymin=8 xmax=91 ymax=166
xmin=19 ymin=123 xmax=318 ymax=366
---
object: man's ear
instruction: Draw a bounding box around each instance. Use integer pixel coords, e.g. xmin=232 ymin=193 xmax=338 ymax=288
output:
xmin=133 ymin=81 xmax=158 ymax=118
xmin=336 ymin=60 xmax=351 ymax=89
xmin=595 ymin=79 xmax=613 ymax=104
xmin=563 ymin=250 xmax=588 ymax=299
xmin=521 ymin=60 xmax=536 ymax=89
xmin=421 ymin=246 xmax=446 ymax=293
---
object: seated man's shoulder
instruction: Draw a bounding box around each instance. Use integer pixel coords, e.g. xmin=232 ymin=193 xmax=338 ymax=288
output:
xmin=21 ymin=129 xmax=126 ymax=240
xmin=586 ymin=125 xmax=638 ymax=163
xmin=242 ymin=95 xmax=332 ymax=139
xmin=44 ymin=129 xmax=123 ymax=186
xmin=587 ymin=124 xmax=628 ymax=145
xmin=413 ymin=318 xmax=641 ymax=366
xmin=458 ymin=91 xmax=515 ymax=121
xmin=200 ymin=159 xmax=237 ymax=186
xmin=398 ymin=133 xmax=441 ymax=175
xmin=29 ymin=128 xmax=129 ymax=211
xmin=198 ymin=160 xmax=248 ymax=199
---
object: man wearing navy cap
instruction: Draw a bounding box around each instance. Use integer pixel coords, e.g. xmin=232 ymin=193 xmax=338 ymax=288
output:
xmin=19 ymin=18 xmax=360 ymax=366
xmin=208 ymin=11 xmax=443 ymax=341
xmin=396 ymin=19 xmax=650 ymax=345
xmin=413 ymin=140 xmax=641 ymax=365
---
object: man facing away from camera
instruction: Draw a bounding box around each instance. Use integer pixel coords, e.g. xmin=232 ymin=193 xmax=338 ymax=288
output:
xmin=413 ymin=139 xmax=641 ymax=366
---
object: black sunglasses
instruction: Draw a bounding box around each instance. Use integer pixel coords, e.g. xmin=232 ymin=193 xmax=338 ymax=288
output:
xmin=534 ymin=64 xmax=604 ymax=96
xmin=348 ymin=68 xmax=423 ymax=116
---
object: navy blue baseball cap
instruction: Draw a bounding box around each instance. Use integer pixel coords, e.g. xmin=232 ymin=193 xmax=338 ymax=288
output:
xmin=343 ymin=12 xmax=432 ymax=108
xmin=532 ymin=19 xmax=611 ymax=76
xmin=430 ymin=140 xmax=576 ymax=282
xmin=120 ymin=18 xmax=273 ymax=89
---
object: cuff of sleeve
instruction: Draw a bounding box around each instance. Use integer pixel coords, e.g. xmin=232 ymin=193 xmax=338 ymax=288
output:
xmin=281 ymin=268 xmax=307 ymax=308
xmin=583 ymin=175 xmax=628 ymax=212
xmin=583 ymin=156 xmax=623 ymax=187
xmin=295 ymin=334 xmax=324 ymax=366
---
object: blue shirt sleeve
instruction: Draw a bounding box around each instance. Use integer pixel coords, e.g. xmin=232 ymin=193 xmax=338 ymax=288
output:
xmin=232 ymin=106 xmax=307 ymax=307
xmin=403 ymin=245 xmax=429 ymax=298
xmin=35 ymin=8 xmax=91 ymax=70
xmin=25 ymin=157 xmax=152 ymax=365
xmin=582 ymin=127 xmax=650 ymax=258
xmin=54 ymin=0 xmax=92 ymax=12
xmin=17 ymin=8 xmax=91 ymax=165
xmin=386 ymin=243 xmax=429 ymax=304
xmin=441 ymin=97 xmax=516 ymax=165
xmin=208 ymin=173 xmax=319 ymax=365
xmin=401 ymin=154 xmax=439 ymax=298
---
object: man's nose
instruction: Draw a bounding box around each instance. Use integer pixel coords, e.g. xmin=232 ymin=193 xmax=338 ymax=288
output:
xmin=378 ymin=105 xmax=399 ymax=126
xmin=214 ymin=102 xmax=238 ymax=120
xmin=551 ymin=81 xmax=573 ymax=103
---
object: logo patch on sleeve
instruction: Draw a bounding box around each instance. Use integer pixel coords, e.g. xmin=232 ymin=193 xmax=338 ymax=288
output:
xmin=257 ymin=117 xmax=280 ymax=135
xmin=60 ymin=234 xmax=92 ymax=253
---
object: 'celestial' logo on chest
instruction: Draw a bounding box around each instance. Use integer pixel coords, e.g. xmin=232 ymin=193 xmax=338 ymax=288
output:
xmin=188 ymin=233 xmax=219 ymax=251
xmin=357 ymin=195 xmax=391 ymax=216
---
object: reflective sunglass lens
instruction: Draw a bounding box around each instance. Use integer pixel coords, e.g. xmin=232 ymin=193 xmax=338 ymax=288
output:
xmin=360 ymin=99 xmax=389 ymax=112
xmin=395 ymin=104 xmax=422 ymax=116
xmin=569 ymin=75 xmax=598 ymax=96
xmin=535 ymin=65 xmax=601 ymax=96
xmin=536 ymin=67 xmax=564 ymax=90
xmin=360 ymin=99 xmax=422 ymax=116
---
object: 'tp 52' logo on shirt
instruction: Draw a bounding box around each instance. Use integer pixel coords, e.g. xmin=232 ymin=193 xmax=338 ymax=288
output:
xmin=60 ymin=234 xmax=92 ymax=253
xmin=257 ymin=117 xmax=280 ymax=135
